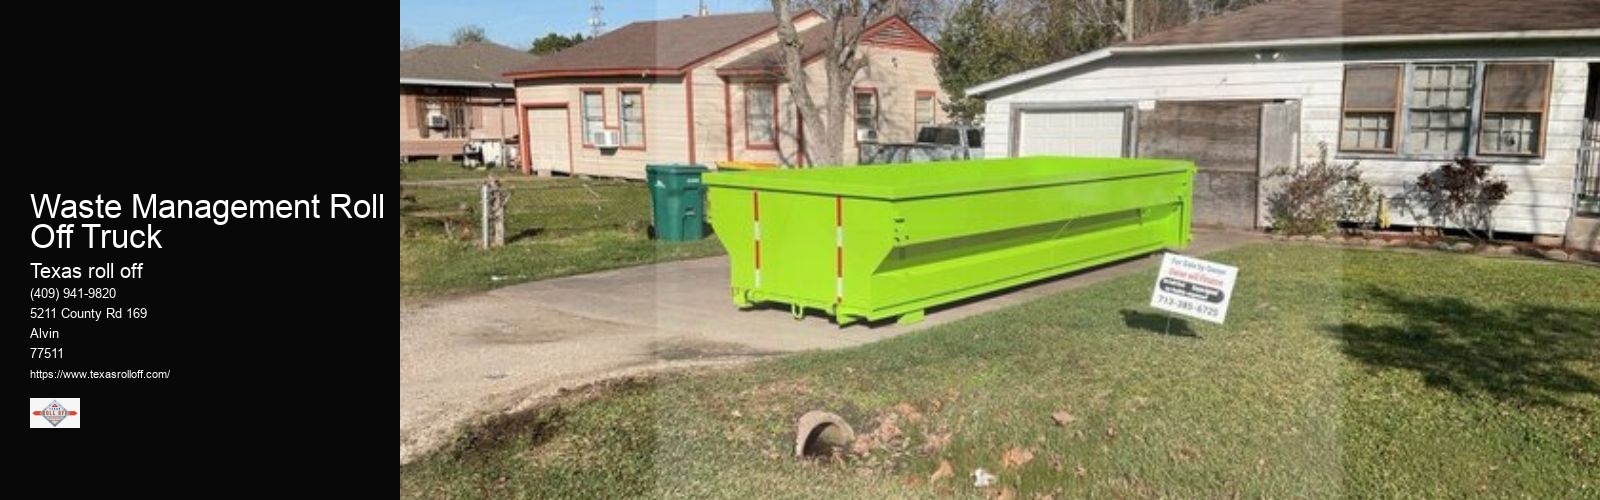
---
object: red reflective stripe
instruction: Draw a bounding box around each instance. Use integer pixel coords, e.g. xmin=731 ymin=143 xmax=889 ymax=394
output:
xmin=836 ymin=247 xmax=842 ymax=278
xmin=835 ymin=196 xmax=842 ymax=225
xmin=752 ymin=191 xmax=760 ymax=221
xmin=754 ymin=241 xmax=761 ymax=269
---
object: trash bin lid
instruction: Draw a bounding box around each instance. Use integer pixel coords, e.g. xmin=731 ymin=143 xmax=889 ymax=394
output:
xmin=701 ymin=157 xmax=1193 ymax=200
xmin=646 ymin=164 xmax=708 ymax=175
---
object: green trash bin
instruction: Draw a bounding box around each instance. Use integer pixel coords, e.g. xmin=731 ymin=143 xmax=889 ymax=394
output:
xmin=646 ymin=164 xmax=708 ymax=241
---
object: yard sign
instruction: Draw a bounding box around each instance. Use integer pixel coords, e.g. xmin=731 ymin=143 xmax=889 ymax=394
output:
xmin=1150 ymin=253 xmax=1238 ymax=324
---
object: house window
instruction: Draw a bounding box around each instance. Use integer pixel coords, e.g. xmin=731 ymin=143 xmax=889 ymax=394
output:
xmin=915 ymin=92 xmax=935 ymax=130
xmin=746 ymin=85 xmax=776 ymax=147
xmin=581 ymin=90 xmax=604 ymax=145
xmin=1478 ymin=62 xmax=1551 ymax=156
xmin=1405 ymin=63 xmax=1475 ymax=155
xmin=416 ymin=96 xmax=470 ymax=139
xmin=855 ymin=89 xmax=878 ymax=139
xmin=1339 ymin=65 xmax=1401 ymax=152
xmin=619 ymin=89 xmax=645 ymax=148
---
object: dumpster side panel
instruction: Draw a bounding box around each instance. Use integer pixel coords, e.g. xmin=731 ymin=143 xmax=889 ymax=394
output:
xmin=756 ymin=191 xmax=837 ymax=309
xmin=707 ymin=185 xmax=756 ymax=304
xmin=707 ymin=186 xmax=842 ymax=313
xmin=861 ymin=171 xmax=1191 ymax=320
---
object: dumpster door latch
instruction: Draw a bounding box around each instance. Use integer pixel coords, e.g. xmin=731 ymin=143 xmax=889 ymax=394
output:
xmin=893 ymin=216 xmax=909 ymax=243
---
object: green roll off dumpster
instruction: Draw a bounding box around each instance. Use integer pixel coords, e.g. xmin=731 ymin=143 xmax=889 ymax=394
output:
xmin=703 ymin=157 xmax=1194 ymax=325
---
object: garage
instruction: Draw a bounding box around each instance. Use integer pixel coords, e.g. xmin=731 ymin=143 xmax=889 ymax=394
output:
xmin=522 ymin=106 xmax=572 ymax=175
xmin=1012 ymin=108 xmax=1130 ymax=158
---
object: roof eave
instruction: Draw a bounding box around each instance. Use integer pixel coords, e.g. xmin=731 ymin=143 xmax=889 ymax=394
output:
xmin=504 ymin=68 xmax=682 ymax=82
xmin=399 ymin=77 xmax=511 ymax=89
xmin=966 ymin=28 xmax=1600 ymax=97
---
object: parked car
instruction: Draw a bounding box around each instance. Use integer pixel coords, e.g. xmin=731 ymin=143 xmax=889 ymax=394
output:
xmin=858 ymin=125 xmax=984 ymax=165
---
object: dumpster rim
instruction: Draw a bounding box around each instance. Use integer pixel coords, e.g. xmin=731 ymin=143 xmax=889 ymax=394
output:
xmin=704 ymin=160 xmax=1194 ymax=200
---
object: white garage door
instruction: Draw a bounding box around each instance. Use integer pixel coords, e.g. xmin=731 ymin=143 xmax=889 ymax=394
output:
xmin=525 ymin=108 xmax=571 ymax=174
xmin=1016 ymin=109 xmax=1128 ymax=157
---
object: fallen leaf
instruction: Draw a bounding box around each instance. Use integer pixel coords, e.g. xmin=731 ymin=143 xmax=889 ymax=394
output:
xmin=1106 ymin=425 xmax=1118 ymax=439
xmin=1174 ymin=445 xmax=1201 ymax=461
xmin=876 ymin=419 xmax=904 ymax=442
xmin=729 ymin=410 xmax=742 ymax=418
xmin=1051 ymin=410 xmax=1077 ymax=426
xmin=1001 ymin=447 xmax=1035 ymax=469
xmin=851 ymin=435 xmax=875 ymax=455
xmin=1074 ymin=464 xmax=1087 ymax=477
xmin=893 ymin=403 xmax=924 ymax=423
xmin=929 ymin=459 xmax=954 ymax=483
xmin=902 ymin=474 xmax=923 ymax=487
xmin=994 ymin=487 xmax=1017 ymax=500
xmin=1036 ymin=494 xmax=1055 ymax=500
xmin=922 ymin=431 xmax=952 ymax=453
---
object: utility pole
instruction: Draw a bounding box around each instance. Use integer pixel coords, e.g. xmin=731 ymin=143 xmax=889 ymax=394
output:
xmin=588 ymin=0 xmax=606 ymax=38
xmin=698 ymin=0 xmax=709 ymax=17
xmin=1125 ymin=0 xmax=1135 ymax=41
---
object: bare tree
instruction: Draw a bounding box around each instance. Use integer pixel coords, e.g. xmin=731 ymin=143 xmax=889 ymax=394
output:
xmin=770 ymin=0 xmax=892 ymax=167
xmin=451 ymin=25 xmax=489 ymax=45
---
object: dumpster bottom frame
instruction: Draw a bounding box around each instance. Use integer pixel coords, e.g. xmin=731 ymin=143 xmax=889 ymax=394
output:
xmin=733 ymin=240 xmax=1174 ymax=326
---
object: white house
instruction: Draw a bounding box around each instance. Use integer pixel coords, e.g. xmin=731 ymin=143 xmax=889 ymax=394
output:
xmin=967 ymin=0 xmax=1599 ymax=247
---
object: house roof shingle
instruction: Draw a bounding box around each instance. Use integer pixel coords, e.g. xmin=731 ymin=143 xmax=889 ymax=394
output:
xmin=1128 ymin=0 xmax=1600 ymax=47
xmin=505 ymin=11 xmax=793 ymax=78
xmin=718 ymin=19 xmax=840 ymax=76
xmin=399 ymin=42 xmax=540 ymax=85
xmin=717 ymin=17 xmax=938 ymax=76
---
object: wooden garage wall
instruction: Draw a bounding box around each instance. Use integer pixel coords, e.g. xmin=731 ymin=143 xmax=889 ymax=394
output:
xmin=1136 ymin=101 xmax=1267 ymax=229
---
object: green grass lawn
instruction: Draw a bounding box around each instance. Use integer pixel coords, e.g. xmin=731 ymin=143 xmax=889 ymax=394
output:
xmin=402 ymin=160 xmax=533 ymax=182
xmin=399 ymin=245 xmax=1599 ymax=498
xmin=400 ymin=176 xmax=724 ymax=297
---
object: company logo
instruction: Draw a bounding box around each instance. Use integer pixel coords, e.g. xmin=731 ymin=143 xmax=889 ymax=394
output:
xmin=32 ymin=399 xmax=78 ymax=427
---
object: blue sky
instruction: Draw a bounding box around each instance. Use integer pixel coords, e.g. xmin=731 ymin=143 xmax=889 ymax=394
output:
xmin=400 ymin=0 xmax=765 ymax=49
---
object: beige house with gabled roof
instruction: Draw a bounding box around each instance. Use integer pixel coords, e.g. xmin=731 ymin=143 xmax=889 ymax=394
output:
xmin=506 ymin=10 xmax=943 ymax=178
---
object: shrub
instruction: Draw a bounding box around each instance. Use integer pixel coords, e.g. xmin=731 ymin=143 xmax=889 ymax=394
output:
xmin=1407 ymin=158 xmax=1510 ymax=240
xmin=1265 ymin=144 xmax=1379 ymax=235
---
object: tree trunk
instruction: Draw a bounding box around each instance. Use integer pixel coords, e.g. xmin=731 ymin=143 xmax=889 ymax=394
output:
xmin=771 ymin=0 xmax=887 ymax=167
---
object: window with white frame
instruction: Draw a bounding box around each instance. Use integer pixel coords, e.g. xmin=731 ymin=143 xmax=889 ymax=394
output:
xmin=1405 ymin=63 xmax=1475 ymax=155
xmin=619 ymin=90 xmax=644 ymax=148
xmin=854 ymin=90 xmax=878 ymax=137
xmin=746 ymin=85 xmax=776 ymax=147
xmin=915 ymin=92 xmax=935 ymax=129
xmin=581 ymin=90 xmax=604 ymax=145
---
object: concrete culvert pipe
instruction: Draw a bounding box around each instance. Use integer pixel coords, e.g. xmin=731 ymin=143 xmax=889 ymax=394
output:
xmin=795 ymin=411 xmax=855 ymax=458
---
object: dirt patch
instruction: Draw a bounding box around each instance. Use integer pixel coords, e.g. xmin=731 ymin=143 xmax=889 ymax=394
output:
xmin=467 ymin=320 xmax=578 ymax=345
xmin=447 ymin=376 xmax=654 ymax=460
xmin=649 ymin=338 xmax=780 ymax=361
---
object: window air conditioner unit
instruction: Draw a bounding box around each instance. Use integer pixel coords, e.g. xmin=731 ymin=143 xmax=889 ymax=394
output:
xmin=590 ymin=130 xmax=620 ymax=148
xmin=426 ymin=113 xmax=449 ymax=129
xmin=856 ymin=129 xmax=879 ymax=142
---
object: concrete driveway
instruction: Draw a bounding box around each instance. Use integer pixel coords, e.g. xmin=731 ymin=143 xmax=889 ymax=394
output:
xmin=399 ymin=229 xmax=1257 ymax=464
